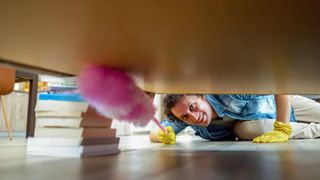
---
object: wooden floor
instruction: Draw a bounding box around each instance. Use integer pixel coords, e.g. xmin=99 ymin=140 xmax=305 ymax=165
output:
xmin=1 ymin=135 xmax=320 ymax=180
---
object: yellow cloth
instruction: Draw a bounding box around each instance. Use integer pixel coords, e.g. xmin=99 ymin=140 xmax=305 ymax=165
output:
xmin=253 ymin=121 xmax=292 ymax=143
xmin=157 ymin=126 xmax=176 ymax=144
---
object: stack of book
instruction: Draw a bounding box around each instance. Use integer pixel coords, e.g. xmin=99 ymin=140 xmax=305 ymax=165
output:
xmin=27 ymin=93 xmax=120 ymax=157
xmin=38 ymin=75 xmax=79 ymax=94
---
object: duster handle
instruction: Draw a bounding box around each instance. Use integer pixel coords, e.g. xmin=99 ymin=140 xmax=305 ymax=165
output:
xmin=152 ymin=117 xmax=167 ymax=133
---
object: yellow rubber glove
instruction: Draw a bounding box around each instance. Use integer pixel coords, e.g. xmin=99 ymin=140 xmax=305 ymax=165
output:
xmin=253 ymin=121 xmax=292 ymax=143
xmin=157 ymin=126 xmax=176 ymax=144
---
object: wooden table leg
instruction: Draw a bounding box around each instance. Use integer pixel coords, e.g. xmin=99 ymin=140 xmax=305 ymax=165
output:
xmin=16 ymin=70 xmax=38 ymax=138
xmin=26 ymin=74 xmax=38 ymax=137
xmin=0 ymin=95 xmax=13 ymax=140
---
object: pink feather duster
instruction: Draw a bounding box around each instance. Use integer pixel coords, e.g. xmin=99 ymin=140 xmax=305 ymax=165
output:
xmin=78 ymin=65 xmax=166 ymax=131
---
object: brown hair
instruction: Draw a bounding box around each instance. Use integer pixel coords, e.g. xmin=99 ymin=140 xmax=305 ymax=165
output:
xmin=163 ymin=94 xmax=185 ymax=117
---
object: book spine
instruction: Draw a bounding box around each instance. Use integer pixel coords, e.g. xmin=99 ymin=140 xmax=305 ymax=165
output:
xmin=34 ymin=128 xmax=117 ymax=138
xmin=39 ymin=93 xmax=85 ymax=102
xmin=27 ymin=144 xmax=120 ymax=157
xmin=36 ymin=118 xmax=82 ymax=128
xmin=27 ymin=137 xmax=120 ymax=146
xmin=35 ymin=100 xmax=89 ymax=112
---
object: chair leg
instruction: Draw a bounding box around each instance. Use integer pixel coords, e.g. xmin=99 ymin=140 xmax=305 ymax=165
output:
xmin=0 ymin=95 xmax=13 ymax=140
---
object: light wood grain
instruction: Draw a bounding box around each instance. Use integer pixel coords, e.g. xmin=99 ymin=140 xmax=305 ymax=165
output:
xmin=1 ymin=136 xmax=320 ymax=179
xmin=1 ymin=1 xmax=320 ymax=93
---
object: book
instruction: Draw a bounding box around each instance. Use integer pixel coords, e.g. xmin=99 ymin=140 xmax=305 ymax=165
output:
xmin=39 ymin=93 xmax=84 ymax=102
xmin=36 ymin=111 xmax=83 ymax=118
xmin=27 ymin=137 xmax=120 ymax=146
xmin=35 ymin=106 xmax=103 ymax=117
xmin=27 ymin=144 xmax=120 ymax=157
xmin=48 ymin=86 xmax=78 ymax=92
xmin=34 ymin=127 xmax=116 ymax=138
xmin=39 ymin=75 xmax=77 ymax=88
xmin=35 ymin=100 xmax=89 ymax=112
xmin=36 ymin=117 xmax=113 ymax=128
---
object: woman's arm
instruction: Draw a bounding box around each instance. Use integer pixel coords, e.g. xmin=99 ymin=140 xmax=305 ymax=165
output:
xmin=275 ymin=95 xmax=291 ymax=124
xmin=252 ymin=95 xmax=292 ymax=143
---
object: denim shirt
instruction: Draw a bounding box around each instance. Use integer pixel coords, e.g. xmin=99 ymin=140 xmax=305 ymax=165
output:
xmin=160 ymin=94 xmax=296 ymax=141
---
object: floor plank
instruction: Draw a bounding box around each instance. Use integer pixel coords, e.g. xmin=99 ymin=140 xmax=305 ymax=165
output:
xmin=1 ymin=136 xmax=320 ymax=180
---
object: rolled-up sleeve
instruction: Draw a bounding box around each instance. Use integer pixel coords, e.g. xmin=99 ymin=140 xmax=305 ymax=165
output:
xmin=160 ymin=117 xmax=188 ymax=134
